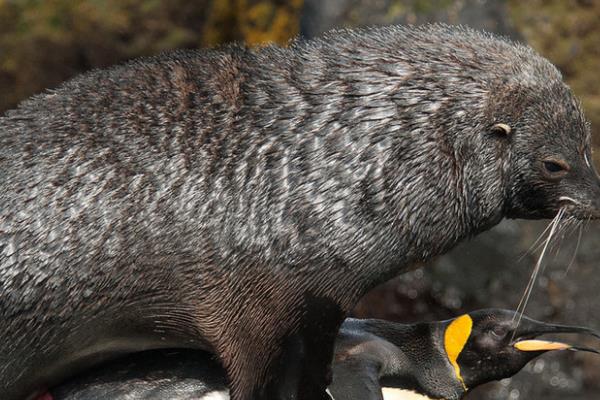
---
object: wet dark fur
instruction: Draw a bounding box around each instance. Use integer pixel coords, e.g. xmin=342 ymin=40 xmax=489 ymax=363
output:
xmin=1 ymin=24 xmax=598 ymax=400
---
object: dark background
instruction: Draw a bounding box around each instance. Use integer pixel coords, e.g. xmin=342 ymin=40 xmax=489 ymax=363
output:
xmin=2 ymin=1 xmax=600 ymax=398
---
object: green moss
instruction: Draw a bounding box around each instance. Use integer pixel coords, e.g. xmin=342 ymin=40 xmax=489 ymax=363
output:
xmin=0 ymin=1 xmax=303 ymax=111
xmin=386 ymin=1 xmax=406 ymax=22
xmin=412 ymin=0 xmax=453 ymax=15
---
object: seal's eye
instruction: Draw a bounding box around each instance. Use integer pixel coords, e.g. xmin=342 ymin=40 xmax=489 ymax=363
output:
xmin=541 ymin=159 xmax=570 ymax=180
xmin=544 ymin=161 xmax=565 ymax=173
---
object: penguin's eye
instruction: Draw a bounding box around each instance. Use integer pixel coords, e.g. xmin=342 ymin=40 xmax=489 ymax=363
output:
xmin=490 ymin=326 xmax=508 ymax=340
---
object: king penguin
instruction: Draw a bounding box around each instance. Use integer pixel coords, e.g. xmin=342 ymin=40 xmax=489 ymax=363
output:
xmin=330 ymin=308 xmax=599 ymax=400
xmin=44 ymin=309 xmax=599 ymax=400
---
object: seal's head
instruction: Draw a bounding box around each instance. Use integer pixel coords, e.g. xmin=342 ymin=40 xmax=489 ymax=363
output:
xmin=494 ymin=64 xmax=600 ymax=220
xmin=329 ymin=25 xmax=600 ymax=229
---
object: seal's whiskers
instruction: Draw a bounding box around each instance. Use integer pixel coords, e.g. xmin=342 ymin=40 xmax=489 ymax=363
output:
xmin=563 ymin=214 xmax=592 ymax=276
xmin=517 ymin=220 xmax=555 ymax=262
xmin=563 ymin=222 xmax=583 ymax=277
xmin=549 ymin=216 xmax=579 ymax=258
xmin=524 ymin=215 xmax=574 ymax=260
xmin=512 ymin=208 xmax=566 ymax=336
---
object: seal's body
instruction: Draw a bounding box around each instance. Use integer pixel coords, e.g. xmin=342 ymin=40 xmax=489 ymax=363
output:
xmin=1 ymin=25 xmax=599 ymax=400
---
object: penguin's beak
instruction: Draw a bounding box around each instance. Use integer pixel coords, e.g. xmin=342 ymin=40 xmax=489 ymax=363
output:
xmin=512 ymin=321 xmax=600 ymax=354
xmin=514 ymin=339 xmax=599 ymax=353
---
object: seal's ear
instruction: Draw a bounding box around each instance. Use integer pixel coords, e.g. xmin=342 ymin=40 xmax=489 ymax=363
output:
xmin=491 ymin=123 xmax=512 ymax=137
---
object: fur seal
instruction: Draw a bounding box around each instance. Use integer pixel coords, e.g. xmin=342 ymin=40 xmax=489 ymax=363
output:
xmin=45 ymin=310 xmax=600 ymax=400
xmin=1 ymin=24 xmax=599 ymax=400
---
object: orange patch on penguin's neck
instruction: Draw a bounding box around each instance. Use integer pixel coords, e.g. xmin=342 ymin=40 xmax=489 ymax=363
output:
xmin=444 ymin=314 xmax=473 ymax=389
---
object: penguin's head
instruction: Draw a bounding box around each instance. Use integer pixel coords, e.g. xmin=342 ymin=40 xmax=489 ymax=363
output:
xmin=443 ymin=309 xmax=600 ymax=391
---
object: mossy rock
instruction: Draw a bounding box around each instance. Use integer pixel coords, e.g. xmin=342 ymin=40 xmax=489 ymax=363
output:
xmin=509 ymin=0 xmax=600 ymax=152
xmin=0 ymin=0 xmax=302 ymax=112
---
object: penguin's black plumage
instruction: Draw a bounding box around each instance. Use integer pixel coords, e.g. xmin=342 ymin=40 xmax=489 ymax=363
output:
xmin=47 ymin=350 xmax=228 ymax=400
xmin=330 ymin=309 xmax=599 ymax=400
xmin=45 ymin=309 xmax=599 ymax=400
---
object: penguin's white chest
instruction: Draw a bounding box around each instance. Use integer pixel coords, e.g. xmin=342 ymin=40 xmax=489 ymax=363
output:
xmin=382 ymin=387 xmax=435 ymax=400
xmin=202 ymin=386 xmax=435 ymax=400
xmin=201 ymin=390 xmax=230 ymax=400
